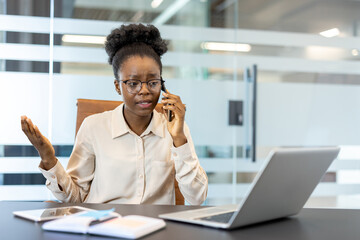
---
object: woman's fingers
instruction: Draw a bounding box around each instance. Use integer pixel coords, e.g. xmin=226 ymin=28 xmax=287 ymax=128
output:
xmin=161 ymin=92 xmax=186 ymax=121
xmin=26 ymin=118 xmax=36 ymax=135
xmin=20 ymin=116 xmax=55 ymax=161
xmin=162 ymin=104 xmax=184 ymax=121
xmin=162 ymin=103 xmax=179 ymax=111
xmin=161 ymin=94 xmax=184 ymax=106
xmin=161 ymin=98 xmax=177 ymax=105
xmin=162 ymin=100 xmax=186 ymax=113
xmin=21 ymin=116 xmax=41 ymax=142
xmin=162 ymin=91 xmax=180 ymax=100
xmin=34 ymin=125 xmax=42 ymax=139
xmin=162 ymin=92 xmax=183 ymax=103
xmin=21 ymin=117 xmax=36 ymax=139
xmin=21 ymin=116 xmax=34 ymax=135
xmin=161 ymin=91 xmax=187 ymax=125
xmin=21 ymin=116 xmax=30 ymax=133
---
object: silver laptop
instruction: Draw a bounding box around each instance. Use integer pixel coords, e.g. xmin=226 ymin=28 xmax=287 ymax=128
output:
xmin=160 ymin=147 xmax=340 ymax=229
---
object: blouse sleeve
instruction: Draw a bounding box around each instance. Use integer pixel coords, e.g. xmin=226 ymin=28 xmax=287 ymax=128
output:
xmin=171 ymin=123 xmax=208 ymax=205
xmin=39 ymin=117 xmax=95 ymax=203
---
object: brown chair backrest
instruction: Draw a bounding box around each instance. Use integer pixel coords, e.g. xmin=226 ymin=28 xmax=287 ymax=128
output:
xmin=76 ymin=98 xmax=185 ymax=205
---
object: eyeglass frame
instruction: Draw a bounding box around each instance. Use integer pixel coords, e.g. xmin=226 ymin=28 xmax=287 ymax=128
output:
xmin=119 ymin=77 xmax=165 ymax=94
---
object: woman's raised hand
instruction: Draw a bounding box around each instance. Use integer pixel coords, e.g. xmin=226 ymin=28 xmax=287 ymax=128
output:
xmin=21 ymin=116 xmax=57 ymax=170
xmin=161 ymin=91 xmax=187 ymax=147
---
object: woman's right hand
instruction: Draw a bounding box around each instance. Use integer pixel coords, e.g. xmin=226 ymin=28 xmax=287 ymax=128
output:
xmin=21 ymin=115 xmax=57 ymax=170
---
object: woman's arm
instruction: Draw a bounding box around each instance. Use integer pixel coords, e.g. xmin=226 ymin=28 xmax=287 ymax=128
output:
xmin=172 ymin=123 xmax=208 ymax=205
xmin=161 ymin=91 xmax=208 ymax=205
xmin=21 ymin=116 xmax=95 ymax=203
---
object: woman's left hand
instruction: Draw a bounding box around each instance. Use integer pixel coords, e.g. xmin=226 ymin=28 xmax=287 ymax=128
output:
xmin=161 ymin=91 xmax=187 ymax=147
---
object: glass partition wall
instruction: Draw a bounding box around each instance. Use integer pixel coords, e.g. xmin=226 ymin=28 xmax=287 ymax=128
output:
xmin=1 ymin=0 xmax=360 ymax=207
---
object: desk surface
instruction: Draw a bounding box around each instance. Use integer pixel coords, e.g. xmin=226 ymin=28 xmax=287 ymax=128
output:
xmin=2 ymin=201 xmax=360 ymax=240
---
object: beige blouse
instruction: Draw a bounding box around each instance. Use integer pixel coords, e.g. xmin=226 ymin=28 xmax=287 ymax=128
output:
xmin=39 ymin=104 xmax=208 ymax=205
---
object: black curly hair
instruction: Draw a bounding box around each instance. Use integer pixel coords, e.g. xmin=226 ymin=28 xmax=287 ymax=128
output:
xmin=105 ymin=23 xmax=168 ymax=80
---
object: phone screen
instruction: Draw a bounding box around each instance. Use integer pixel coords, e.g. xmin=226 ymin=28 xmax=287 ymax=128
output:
xmin=40 ymin=207 xmax=85 ymax=218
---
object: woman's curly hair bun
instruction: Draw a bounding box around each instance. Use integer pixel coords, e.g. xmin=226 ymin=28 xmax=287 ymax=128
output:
xmin=105 ymin=23 xmax=168 ymax=65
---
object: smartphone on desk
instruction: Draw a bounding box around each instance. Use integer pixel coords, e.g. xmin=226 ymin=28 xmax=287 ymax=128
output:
xmin=161 ymin=80 xmax=173 ymax=122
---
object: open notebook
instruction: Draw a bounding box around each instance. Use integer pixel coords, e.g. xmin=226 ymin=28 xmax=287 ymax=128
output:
xmin=41 ymin=208 xmax=166 ymax=239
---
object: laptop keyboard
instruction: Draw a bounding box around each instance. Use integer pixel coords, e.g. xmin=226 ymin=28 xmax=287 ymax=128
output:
xmin=198 ymin=211 xmax=236 ymax=223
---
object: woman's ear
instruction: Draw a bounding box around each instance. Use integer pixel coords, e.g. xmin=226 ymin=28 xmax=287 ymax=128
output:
xmin=114 ymin=79 xmax=121 ymax=95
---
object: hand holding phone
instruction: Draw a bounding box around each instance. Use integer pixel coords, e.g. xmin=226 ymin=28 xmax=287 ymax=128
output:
xmin=160 ymin=80 xmax=188 ymax=147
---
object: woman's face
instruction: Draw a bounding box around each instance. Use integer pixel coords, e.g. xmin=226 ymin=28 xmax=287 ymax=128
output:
xmin=115 ymin=55 xmax=161 ymax=118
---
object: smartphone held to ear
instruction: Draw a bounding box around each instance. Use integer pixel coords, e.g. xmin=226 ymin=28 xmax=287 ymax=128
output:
xmin=161 ymin=82 xmax=173 ymax=122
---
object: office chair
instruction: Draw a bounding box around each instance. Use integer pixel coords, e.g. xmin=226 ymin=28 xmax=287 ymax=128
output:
xmin=76 ymin=98 xmax=185 ymax=205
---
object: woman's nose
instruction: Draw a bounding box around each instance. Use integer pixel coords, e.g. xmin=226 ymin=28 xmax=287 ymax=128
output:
xmin=138 ymin=82 xmax=150 ymax=94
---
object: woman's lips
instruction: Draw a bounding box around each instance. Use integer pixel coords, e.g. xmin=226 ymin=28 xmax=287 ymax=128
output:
xmin=137 ymin=101 xmax=152 ymax=108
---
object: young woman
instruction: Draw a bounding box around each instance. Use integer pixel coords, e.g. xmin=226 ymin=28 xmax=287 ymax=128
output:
xmin=21 ymin=24 xmax=208 ymax=205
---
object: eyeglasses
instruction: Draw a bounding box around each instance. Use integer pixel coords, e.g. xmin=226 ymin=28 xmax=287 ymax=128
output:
xmin=121 ymin=79 xmax=164 ymax=94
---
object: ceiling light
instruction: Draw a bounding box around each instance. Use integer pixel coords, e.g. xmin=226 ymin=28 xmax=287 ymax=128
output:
xmin=352 ymin=49 xmax=359 ymax=56
xmin=201 ymin=42 xmax=251 ymax=52
xmin=62 ymin=35 xmax=106 ymax=44
xmin=151 ymin=0 xmax=163 ymax=8
xmin=319 ymin=28 xmax=340 ymax=38
xmin=305 ymin=46 xmax=345 ymax=60
xmin=152 ymin=0 xmax=190 ymax=25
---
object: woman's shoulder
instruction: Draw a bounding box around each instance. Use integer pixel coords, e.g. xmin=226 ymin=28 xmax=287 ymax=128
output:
xmin=77 ymin=109 xmax=115 ymax=139
xmin=82 ymin=109 xmax=114 ymax=127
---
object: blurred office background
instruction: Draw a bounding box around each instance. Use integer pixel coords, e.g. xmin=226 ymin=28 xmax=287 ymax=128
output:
xmin=1 ymin=0 xmax=360 ymax=206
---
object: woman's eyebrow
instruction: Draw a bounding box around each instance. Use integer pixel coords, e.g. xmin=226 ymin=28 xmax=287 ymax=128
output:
xmin=125 ymin=73 xmax=160 ymax=79
xmin=126 ymin=74 xmax=140 ymax=79
xmin=147 ymin=73 xmax=160 ymax=77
